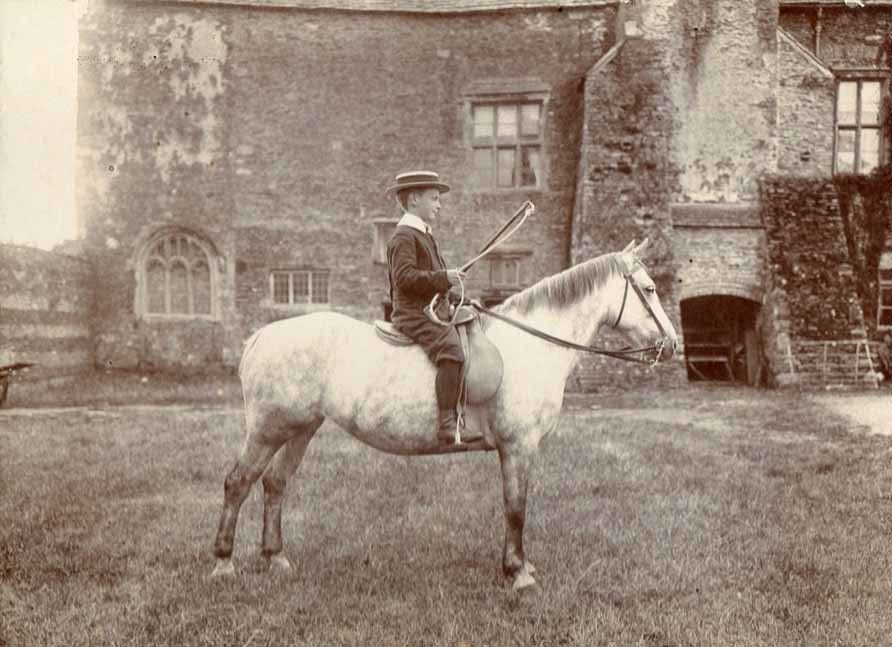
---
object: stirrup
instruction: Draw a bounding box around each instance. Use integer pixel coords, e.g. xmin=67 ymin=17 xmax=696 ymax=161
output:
xmin=455 ymin=409 xmax=482 ymax=444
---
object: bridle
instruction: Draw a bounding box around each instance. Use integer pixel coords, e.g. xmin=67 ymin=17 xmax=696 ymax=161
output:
xmin=467 ymin=255 xmax=669 ymax=366
xmin=610 ymin=255 xmax=670 ymax=364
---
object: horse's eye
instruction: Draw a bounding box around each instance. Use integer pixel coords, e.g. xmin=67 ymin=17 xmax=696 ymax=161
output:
xmin=645 ymin=286 xmax=656 ymax=295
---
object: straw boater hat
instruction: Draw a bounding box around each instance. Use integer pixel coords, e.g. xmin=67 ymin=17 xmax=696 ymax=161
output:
xmin=384 ymin=170 xmax=451 ymax=196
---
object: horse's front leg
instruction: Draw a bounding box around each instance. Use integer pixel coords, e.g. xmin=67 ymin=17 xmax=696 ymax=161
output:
xmin=498 ymin=444 xmax=537 ymax=590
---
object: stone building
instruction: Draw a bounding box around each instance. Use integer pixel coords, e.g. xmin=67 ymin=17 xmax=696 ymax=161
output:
xmin=75 ymin=0 xmax=892 ymax=388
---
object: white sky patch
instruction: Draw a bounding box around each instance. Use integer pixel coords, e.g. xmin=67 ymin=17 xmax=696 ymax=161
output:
xmin=0 ymin=0 xmax=85 ymax=250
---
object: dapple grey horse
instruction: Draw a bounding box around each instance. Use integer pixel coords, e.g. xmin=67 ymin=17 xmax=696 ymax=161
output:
xmin=212 ymin=239 xmax=677 ymax=590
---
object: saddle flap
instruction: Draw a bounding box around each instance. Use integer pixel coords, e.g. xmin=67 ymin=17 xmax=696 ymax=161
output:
xmin=374 ymin=316 xmax=504 ymax=404
xmin=373 ymin=320 xmax=415 ymax=346
xmin=461 ymin=320 xmax=504 ymax=405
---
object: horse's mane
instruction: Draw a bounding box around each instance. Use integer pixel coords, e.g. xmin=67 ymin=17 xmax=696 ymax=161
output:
xmin=492 ymin=252 xmax=623 ymax=316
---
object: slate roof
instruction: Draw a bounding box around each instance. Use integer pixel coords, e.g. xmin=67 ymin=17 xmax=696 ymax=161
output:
xmin=154 ymin=0 xmax=615 ymax=11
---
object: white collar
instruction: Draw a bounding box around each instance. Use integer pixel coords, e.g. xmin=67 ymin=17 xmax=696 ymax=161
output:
xmin=398 ymin=212 xmax=431 ymax=235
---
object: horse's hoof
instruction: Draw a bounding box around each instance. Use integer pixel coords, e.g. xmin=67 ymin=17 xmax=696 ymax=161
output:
xmin=211 ymin=559 xmax=235 ymax=578
xmin=512 ymin=570 xmax=537 ymax=591
xmin=268 ymin=554 xmax=292 ymax=574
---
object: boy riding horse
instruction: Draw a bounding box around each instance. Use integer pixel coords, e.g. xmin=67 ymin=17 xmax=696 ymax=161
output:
xmin=385 ymin=171 xmax=481 ymax=447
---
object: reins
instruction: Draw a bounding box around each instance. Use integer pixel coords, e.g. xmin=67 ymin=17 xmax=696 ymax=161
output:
xmin=429 ymin=200 xmax=535 ymax=326
xmin=469 ymin=296 xmax=665 ymax=366
xmin=467 ymin=253 xmax=668 ymax=366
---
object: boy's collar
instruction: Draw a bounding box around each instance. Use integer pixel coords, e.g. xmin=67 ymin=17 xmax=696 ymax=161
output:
xmin=398 ymin=212 xmax=431 ymax=235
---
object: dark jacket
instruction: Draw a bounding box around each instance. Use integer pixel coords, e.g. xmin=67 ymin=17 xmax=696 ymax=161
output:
xmin=386 ymin=225 xmax=464 ymax=365
xmin=387 ymin=225 xmax=451 ymax=318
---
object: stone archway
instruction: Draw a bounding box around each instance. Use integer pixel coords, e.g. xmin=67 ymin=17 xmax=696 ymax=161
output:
xmin=680 ymin=294 xmax=763 ymax=385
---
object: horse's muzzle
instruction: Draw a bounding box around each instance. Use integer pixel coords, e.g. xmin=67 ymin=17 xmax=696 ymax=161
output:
xmin=660 ymin=336 xmax=678 ymax=361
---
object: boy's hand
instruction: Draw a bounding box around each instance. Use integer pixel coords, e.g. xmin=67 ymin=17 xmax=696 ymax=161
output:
xmin=446 ymin=269 xmax=467 ymax=283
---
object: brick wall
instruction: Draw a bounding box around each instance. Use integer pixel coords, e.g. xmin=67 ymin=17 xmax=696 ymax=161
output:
xmin=672 ymin=205 xmax=767 ymax=304
xmin=0 ymin=245 xmax=94 ymax=377
xmin=78 ymin=1 xmax=614 ymax=369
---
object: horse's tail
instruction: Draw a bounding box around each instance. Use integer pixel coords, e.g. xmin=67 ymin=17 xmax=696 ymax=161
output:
xmin=237 ymin=327 xmax=264 ymax=380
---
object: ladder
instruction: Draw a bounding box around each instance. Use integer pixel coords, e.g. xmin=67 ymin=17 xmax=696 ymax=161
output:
xmin=854 ymin=340 xmax=879 ymax=389
xmin=816 ymin=339 xmax=879 ymax=388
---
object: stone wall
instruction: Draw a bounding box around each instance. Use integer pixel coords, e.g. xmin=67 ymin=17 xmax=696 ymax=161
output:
xmin=776 ymin=29 xmax=835 ymax=176
xmin=786 ymin=339 xmax=882 ymax=388
xmin=78 ymin=0 xmax=614 ymax=369
xmin=0 ymin=245 xmax=94 ymax=377
xmin=780 ymin=4 xmax=892 ymax=70
xmin=777 ymin=5 xmax=892 ymax=177
xmin=569 ymin=0 xmax=780 ymax=390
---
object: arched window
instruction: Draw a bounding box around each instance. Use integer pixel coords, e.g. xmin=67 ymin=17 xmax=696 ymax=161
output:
xmin=138 ymin=230 xmax=216 ymax=318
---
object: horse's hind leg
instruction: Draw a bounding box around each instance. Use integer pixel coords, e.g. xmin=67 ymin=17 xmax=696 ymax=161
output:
xmin=212 ymin=431 xmax=284 ymax=577
xmin=261 ymin=419 xmax=322 ymax=573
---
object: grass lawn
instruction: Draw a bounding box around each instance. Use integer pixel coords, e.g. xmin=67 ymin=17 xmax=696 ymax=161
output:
xmin=2 ymin=381 xmax=892 ymax=646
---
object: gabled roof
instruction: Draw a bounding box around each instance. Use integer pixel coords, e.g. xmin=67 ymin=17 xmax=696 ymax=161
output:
xmin=777 ymin=26 xmax=834 ymax=78
xmin=153 ymin=0 xmax=616 ymax=11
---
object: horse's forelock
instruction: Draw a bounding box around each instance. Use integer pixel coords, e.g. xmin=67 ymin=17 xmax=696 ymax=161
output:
xmin=494 ymin=252 xmax=623 ymax=316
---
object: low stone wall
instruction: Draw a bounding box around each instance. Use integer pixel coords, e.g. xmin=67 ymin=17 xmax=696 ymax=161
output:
xmin=0 ymin=245 xmax=94 ymax=378
xmin=775 ymin=339 xmax=881 ymax=389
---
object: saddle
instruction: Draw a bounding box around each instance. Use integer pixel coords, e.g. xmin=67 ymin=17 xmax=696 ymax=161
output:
xmin=374 ymin=306 xmax=504 ymax=447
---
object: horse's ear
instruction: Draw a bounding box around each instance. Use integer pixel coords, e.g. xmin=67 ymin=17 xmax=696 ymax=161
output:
xmin=622 ymin=240 xmax=636 ymax=253
xmin=633 ymin=237 xmax=650 ymax=256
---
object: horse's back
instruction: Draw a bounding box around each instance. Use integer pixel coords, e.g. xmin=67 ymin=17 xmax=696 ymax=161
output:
xmin=239 ymin=310 xmax=422 ymax=389
xmin=240 ymin=311 xmax=356 ymax=388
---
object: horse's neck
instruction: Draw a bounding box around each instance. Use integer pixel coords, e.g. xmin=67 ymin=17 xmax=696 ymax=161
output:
xmin=491 ymin=277 xmax=615 ymax=377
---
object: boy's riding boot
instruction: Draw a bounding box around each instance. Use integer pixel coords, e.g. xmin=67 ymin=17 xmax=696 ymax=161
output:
xmin=437 ymin=408 xmax=459 ymax=445
xmin=435 ymin=359 xmax=481 ymax=445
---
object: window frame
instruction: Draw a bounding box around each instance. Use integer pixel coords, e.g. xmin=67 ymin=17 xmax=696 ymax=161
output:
xmin=833 ymin=75 xmax=888 ymax=175
xmin=136 ymin=229 xmax=218 ymax=320
xmin=371 ymin=217 xmax=399 ymax=265
xmin=268 ymin=269 xmax=331 ymax=309
xmin=879 ymin=250 xmax=892 ymax=330
xmin=481 ymin=247 xmax=533 ymax=305
xmin=463 ymin=80 xmax=549 ymax=193
xmin=470 ymin=102 xmax=544 ymax=190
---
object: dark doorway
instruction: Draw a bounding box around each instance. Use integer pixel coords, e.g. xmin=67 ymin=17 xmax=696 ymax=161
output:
xmin=681 ymin=295 xmax=762 ymax=385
